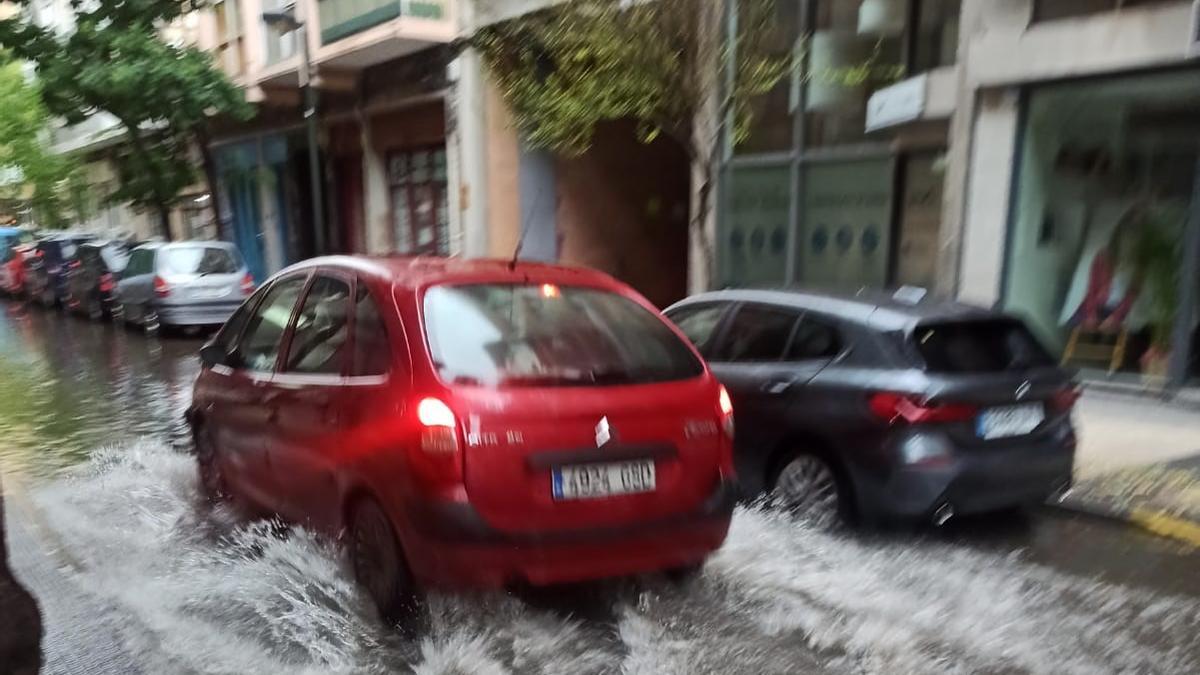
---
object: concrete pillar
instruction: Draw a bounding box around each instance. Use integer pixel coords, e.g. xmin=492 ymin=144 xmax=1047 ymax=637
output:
xmin=956 ymin=87 xmax=1021 ymax=307
xmin=256 ymin=148 xmax=285 ymax=273
xmin=484 ymin=79 xmax=522 ymax=258
xmin=449 ymin=46 xmax=492 ymax=258
xmin=361 ymin=114 xmax=391 ymax=255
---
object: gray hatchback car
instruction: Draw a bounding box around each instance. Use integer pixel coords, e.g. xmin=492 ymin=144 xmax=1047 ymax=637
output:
xmin=665 ymin=289 xmax=1078 ymax=527
xmin=118 ymin=241 xmax=254 ymax=333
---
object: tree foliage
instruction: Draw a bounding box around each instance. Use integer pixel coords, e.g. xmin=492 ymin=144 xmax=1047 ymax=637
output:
xmin=474 ymin=0 xmax=788 ymax=159
xmin=0 ymin=56 xmax=81 ymax=228
xmin=0 ymin=0 xmax=253 ymax=235
xmin=474 ymin=0 xmax=789 ymax=288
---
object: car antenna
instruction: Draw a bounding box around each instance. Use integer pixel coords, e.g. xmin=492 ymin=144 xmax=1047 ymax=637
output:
xmin=509 ymin=185 xmax=546 ymax=271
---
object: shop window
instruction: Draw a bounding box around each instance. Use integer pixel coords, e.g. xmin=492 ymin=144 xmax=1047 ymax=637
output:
xmin=1034 ymin=0 xmax=1180 ymax=23
xmin=388 ymin=147 xmax=449 ymax=256
xmin=799 ymin=158 xmax=893 ymax=289
xmin=913 ymin=0 xmax=960 ymax=71
xmin=895 ymin=153 xmax=944 ymax=289
xmin=724 ymin=164 xmax=791 ymax=287
xmin=1003 ymin=70 xmax=1200 ymax=380
xmin=805 ymin=0 xmax=906 ymax=147
xmin=735 ymin=0 xmax=801 ymax=155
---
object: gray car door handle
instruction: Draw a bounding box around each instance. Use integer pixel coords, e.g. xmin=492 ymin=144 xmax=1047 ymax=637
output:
xmin=762 ymin=380 xmax=793 ymax=395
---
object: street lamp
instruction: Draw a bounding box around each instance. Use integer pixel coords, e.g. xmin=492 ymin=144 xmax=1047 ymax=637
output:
xmin=263 ymin=5 xmax=327 ymax=256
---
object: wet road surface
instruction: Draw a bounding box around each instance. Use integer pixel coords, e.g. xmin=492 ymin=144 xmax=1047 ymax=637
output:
xmin=1 ymin=299 xmax=1199 ymax=674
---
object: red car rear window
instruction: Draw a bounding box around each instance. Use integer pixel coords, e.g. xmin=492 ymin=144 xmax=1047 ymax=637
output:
xmin=423 ymin=283 xmax=703 ymax=387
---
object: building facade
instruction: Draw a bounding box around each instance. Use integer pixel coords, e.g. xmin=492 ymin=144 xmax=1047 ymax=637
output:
xmin=946 ymin=0 xmax=1200 ymax=387
xmin=721 ymin=0 xmax=1200 ymax=388
xmin=194 ymin=0 xmax=457 ymax=282
xmin=719 ymin=0 xmax=961 ymax=293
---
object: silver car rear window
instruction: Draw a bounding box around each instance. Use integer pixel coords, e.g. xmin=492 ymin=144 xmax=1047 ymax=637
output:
xmin=161 ymin=247 xmax=240 ymax=275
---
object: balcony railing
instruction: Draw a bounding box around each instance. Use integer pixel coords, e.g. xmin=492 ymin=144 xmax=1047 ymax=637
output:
xmin=318 ymin=0 xmax=446 ymax=45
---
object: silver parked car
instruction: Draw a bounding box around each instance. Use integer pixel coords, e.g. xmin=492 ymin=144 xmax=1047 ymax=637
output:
xmin=117 ymin=241 xmax=254 ymax=333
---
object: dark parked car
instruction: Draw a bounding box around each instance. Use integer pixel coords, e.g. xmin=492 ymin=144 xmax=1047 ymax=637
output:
xmin=26 ymin=234 xmax=94 ymax=308
xmin=188 ymin=256 xmax=735 ymax=621
xmin=118 ymin=241 xmax=254 ymax=333
xmin=665 ymin=288 xmax=1078 ymax=527
xmin=66 ymin=241 xmax=132 ymax=320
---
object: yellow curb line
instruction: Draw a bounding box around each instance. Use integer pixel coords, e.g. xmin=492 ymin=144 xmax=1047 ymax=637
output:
xmin=1129 ymin=507 xmax=1200 ymax=549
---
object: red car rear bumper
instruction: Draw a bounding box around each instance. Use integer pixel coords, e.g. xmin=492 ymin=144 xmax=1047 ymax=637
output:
xmin=401 ymin=478 xmax=736 ymax=588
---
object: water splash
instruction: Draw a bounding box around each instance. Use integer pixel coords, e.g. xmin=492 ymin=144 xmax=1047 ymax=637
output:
xmin=18 ymin=441 xmax=1200 ymax=675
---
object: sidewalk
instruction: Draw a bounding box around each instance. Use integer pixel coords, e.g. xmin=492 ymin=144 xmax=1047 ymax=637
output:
xmin=2 ymin=476 xmax=144 ymax=675
xmin=1054 ymin=390 xmax=1200 ymax=548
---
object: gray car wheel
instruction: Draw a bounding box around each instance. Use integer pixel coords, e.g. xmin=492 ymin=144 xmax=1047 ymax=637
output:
xmin=771 ymin=453 xmax=844 ymax=529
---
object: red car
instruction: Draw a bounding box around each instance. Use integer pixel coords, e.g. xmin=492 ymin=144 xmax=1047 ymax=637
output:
xmin=1 ymin=238 xmax=35 ymax=297
xmin=188 ymin=256 xmax=735 ymax=620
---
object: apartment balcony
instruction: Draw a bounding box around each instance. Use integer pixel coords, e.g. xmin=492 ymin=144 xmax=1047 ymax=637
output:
xmin=314 ymin=0 xmax=456 ymax=70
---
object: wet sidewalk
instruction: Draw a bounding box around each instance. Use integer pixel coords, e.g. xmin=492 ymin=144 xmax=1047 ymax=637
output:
xmin=3 ymin=480 xmax=145 ymax=675
xmin=1056 ymin=453 xmax=1200 ymax=548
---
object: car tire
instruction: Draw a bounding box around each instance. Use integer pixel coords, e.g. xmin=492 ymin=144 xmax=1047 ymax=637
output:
xmin=142 ymin=308 xmax=160 ymax=336
xmin=195 ymin=427 xmax=230 ymax=503
xmin=769 ymin=451 xmax=849 ymax=529
xmin=349 ymin=497 xmax=422 ymax=630
xmin=664 ymin=561 xmax=705 ymax=585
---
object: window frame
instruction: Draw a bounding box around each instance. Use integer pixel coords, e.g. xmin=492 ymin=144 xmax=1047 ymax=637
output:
xmin=387 ymin=146 xmax=450 ymax=256
xmin=230 ymin=271 xmax=311 ymax=375
xmin=277 ymin=270 xmax=355 ymax=379
xmin=347 ymin=278 xmax=397 ymax=382
xmin=710 ymin=302 xmax=848 ymax=365
xmin=665 ymin=302 xmax=735 ymax=358
xmin=711 ymin=302 xmax=806 ymax=364
xmin=786 ymin=311 xmax=847 ymax=363
xmin=1032 ymin=0 xmax=1175 ymax=24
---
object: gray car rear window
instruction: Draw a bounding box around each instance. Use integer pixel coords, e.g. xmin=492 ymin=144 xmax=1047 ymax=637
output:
xmin=912 ymin=319 xmax=1055 ymax=374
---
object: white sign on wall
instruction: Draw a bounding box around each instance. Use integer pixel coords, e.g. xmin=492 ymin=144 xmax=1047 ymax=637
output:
xmin=865 ymin=74 xmax=928 ymax=133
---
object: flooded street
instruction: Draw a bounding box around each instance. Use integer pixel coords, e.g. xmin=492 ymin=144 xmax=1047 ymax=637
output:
xmin=3 ymin=300 xmax=1200 ymax=675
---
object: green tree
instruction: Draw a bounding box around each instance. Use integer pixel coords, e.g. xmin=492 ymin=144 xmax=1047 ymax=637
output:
xmin=0 ymin=56 xmax=81 ymax=228
xmin=0 ymin=1 xmax=253 ymax=239
xmin=474 ymin=0 xmax=788 ymax=287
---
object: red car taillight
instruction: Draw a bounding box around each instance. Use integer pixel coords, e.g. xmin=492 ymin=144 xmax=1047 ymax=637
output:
xmin=414 ymin=397 xmax=463 ymax=484
xmin=240 ymin=272 xmax=255 ymax=296
xmin=98 ymin=273 xmax=115 ymax=293
xmin=153 ymin=275 xmax=171 ymax=298
xmin=1049 ymin=386 xmax=1082 ymax=415
xmin=869 ymin=392 xmax=978 ymax=425
xmin=716 ymin=384 xmax=736 ymax=476
xmin=717 ymin=385 xmax=735 ymax=440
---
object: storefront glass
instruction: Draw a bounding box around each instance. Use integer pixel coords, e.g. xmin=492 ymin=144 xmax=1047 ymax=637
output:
xmin=806 ymin=0 xmax=906 ymax=147
xmin=724 ymin=164 xmax=792 ymax=287
xmin=799 ymin=158 xmax=893 ymax=289
xmin=1003 ymin=70 xmax=1200 ymax=379
xmin=735 ymin=0 xmax=800 ymax=155
xmin=896 ymin=153 xmax=944 ymax=288
xmin=913 ymin=0 xmax=960 ymax=72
